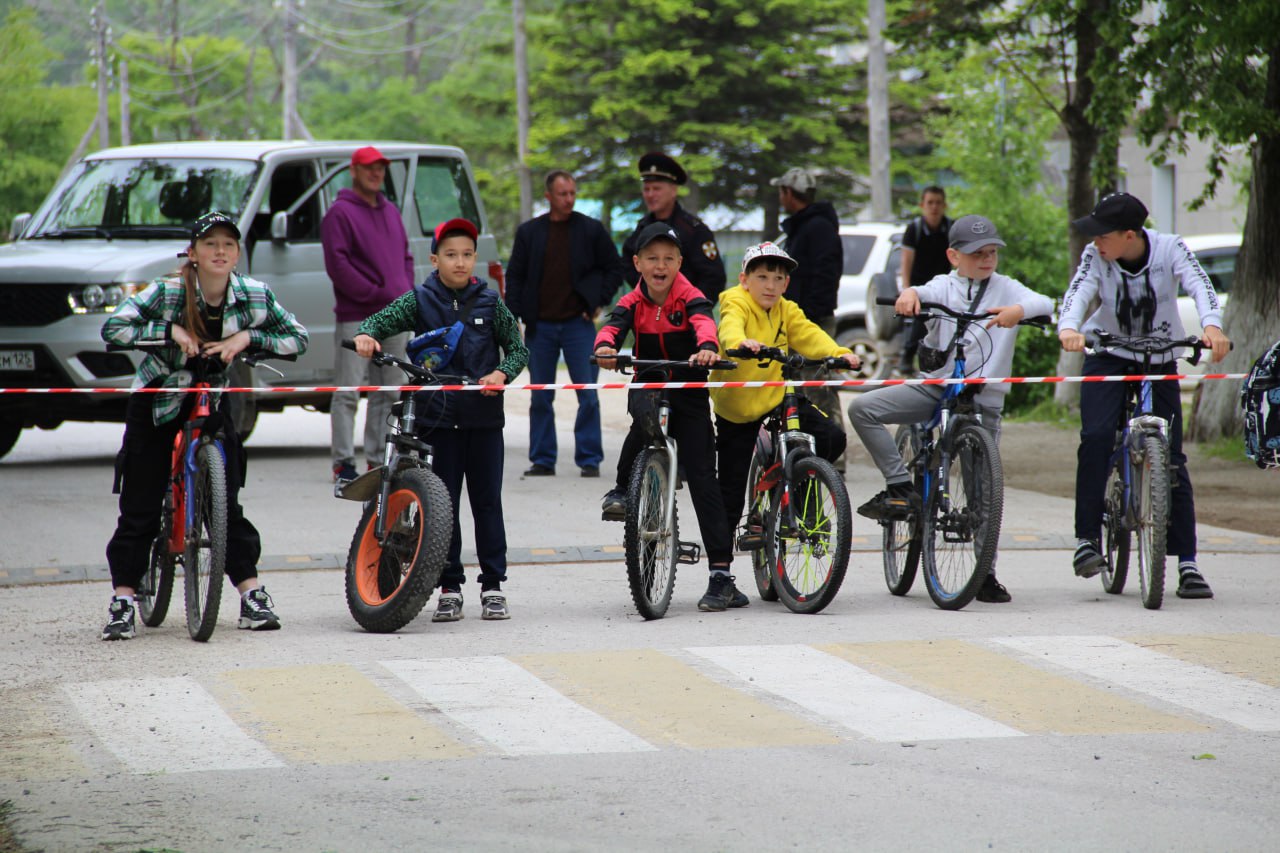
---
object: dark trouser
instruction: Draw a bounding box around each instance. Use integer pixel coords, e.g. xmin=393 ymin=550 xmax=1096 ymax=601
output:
xmin=422 ymin=426 xmax=508 ymax=590
xmin=716 ymin=399 xmax=847 ymax=535
xmin=1075 ymin=353 xmax=1196 ymax=559
xmin=614 ymin=389 xmax=733 ymax=567
xmin=106 ymin=390 xmax=260 ymax=590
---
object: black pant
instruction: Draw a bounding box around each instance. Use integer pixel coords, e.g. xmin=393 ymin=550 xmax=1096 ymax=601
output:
xmin=1075 ymin=353 xmax=1197 ymax=558
xmin=716 ymin=398 xmax=847 ymax=535
xmin=106 ymin=391 xmax=260 ymax=590
xmin=422 ymin=426 xmax=508 ymax=590
xmin=614 ymin=389 xmax=733 ymax=567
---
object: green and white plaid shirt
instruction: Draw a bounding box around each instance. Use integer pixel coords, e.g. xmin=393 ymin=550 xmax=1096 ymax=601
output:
xmin=101 ymin=272 xmax=309 ymax=424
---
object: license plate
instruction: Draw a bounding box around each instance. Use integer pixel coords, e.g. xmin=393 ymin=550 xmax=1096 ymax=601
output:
xmin=0 ymin=350 xmax=35 ymax=371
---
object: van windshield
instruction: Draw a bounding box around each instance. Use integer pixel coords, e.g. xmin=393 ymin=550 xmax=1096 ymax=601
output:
xmin=28 ymin=158 xmax=260 ymax=239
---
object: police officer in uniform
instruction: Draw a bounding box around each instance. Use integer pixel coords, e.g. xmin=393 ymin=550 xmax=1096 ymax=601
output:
xmin=621 ymin=152 xmax=726 ymax=300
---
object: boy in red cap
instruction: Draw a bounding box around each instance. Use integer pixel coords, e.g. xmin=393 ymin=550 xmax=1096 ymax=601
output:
xmin=353 ymin=219 xmax=529 ymax=621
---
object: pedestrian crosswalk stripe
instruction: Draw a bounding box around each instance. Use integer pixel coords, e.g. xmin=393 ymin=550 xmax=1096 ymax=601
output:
xmin=0 ymin=689 xmax=88 ymax=781
xmin=515 ymin=649 xmax=839 ymax=749
xmin=823 ymin=640 xmax=1207 ymax=735
xmin=991 ymin=636 xmax=1280 ymax=731
xmin=381 ymin=656 xmax=656 ymax=755
xmin=688 ymin=644 xmax=1023 ymax=742
xmin=1127 ymin=633 xmax=1280 ymax=689
xmin=63 ymin=677 xmax=282 ymax=773
xmin=221 ymin=664 xmax=472 ymax=763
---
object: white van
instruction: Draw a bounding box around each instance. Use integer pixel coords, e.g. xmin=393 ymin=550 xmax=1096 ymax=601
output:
xmin=0 ymin=140 xmax=500 ymax=459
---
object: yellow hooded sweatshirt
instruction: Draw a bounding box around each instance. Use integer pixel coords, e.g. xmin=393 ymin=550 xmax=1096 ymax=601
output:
xmin=710 ymin=284 xmax=853 ymax=424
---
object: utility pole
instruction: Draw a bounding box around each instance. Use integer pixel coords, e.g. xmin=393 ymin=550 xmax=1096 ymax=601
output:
xmin=513 ymin=0 xmax=533 ymax=222
xmin=282 ymin=0 xmax=299 ymax=140
xmin=93 ymin=2 xmax=110 ymax=150
xmin=867 ymin=0 xmax=891 ymax=221
xmin=119 ymin=60 xmax=131 ymax=147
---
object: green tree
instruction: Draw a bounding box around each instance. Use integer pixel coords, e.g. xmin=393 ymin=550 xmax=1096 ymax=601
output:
xmin=0 ymin=9 xmax=94 ymax=235
xmin=924 ymin=48 xmax=1068 ymax=411
xmin=1129 ymin=2 xmax=1280 ymax=439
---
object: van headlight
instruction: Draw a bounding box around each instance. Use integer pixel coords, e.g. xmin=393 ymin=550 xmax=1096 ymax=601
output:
xmin=69 ymin=283 xmax=143 ymax=314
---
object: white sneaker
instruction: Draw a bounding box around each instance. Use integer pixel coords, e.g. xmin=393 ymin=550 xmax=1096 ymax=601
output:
xmin=432 ymin=591 xmax=464 ymax=622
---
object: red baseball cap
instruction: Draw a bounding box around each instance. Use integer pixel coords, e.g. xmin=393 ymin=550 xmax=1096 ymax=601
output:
xmin=432 ymin=217 xmax=479 ymax=252
xmin=351 ymin=146 xmax=389 ymax=168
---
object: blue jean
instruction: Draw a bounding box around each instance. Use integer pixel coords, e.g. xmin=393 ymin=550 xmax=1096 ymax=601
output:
xmin=527 ymin=317 xmax=603 ymax=469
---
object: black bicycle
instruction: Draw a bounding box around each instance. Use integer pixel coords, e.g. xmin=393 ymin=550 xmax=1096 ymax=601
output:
xmin=876 ymin=298 xmax=1050 ymax=610
xmin=592 ymin=354 xmax=737 ymax=619
xmin=726 ymin=346 xmax=853 ymax=614
xmin=334 ymin=339 xmax=455 ymax=633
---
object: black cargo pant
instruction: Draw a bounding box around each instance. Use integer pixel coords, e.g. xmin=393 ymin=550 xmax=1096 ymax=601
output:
xmin=106 ymin=387 xmax=261 ymax=590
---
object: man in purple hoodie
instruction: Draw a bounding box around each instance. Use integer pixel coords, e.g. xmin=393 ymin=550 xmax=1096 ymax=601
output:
xmin=322 ymin=146 xmax=416 ymax=482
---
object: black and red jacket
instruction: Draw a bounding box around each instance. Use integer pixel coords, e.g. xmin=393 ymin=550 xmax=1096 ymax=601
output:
xmin=595 ymin=273 xmax=718 ymax=378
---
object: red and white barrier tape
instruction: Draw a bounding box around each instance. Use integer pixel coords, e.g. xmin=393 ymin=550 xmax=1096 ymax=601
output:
xmin=0 ymin=373 xmax=1249 ymax=394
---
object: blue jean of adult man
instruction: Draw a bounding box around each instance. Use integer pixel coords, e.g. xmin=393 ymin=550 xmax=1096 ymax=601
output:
xmin=526 ymin=316 xmax=602 ymax=471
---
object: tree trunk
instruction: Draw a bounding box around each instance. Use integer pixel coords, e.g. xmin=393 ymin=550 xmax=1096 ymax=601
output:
xmin=763 ymin=183 xmax=780 ymax=239
xmin=1190 ymin=43 xmax=1280 ymax=440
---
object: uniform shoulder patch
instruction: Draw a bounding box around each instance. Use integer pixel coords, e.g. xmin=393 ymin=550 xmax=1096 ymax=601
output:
xmin=703 ymin=241 xmax=719 ymax=260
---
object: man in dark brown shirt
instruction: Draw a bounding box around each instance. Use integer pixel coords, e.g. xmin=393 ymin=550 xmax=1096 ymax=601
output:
xmin=504 ymin=170 xmax=623 ymax=477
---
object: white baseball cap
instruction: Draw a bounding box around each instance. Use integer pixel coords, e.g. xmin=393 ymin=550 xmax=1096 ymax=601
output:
xmin=769 ymin=167 xmax=817 ymax=194
xmin=741 ymin=241 xmax=798 ymax=273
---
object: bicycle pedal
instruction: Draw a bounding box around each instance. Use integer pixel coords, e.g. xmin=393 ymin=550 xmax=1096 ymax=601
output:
xmin=676 ymin=540 xmax=701 ymax=564
xmin=601 ymin=509 xmax=625 ymax=522
xmin=736 ymin=532 xmax=767 ymax=551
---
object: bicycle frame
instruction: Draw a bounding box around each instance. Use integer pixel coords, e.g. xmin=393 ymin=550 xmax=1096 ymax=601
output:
xmin=166 ymin=380 xmax=224 ymax=557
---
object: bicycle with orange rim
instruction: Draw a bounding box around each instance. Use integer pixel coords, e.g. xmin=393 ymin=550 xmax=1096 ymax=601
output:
xmin=335 ymin=339 xmax=453 ymax=633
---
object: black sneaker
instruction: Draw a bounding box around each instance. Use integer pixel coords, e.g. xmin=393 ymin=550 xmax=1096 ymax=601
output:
xmin=856 ymin=484 xmax=919 ymax=521
xmin=432 ymin=590 xmax=464 ymax=622
xmin=698 ymin=573 xmax=750 ymax=612
xmin=101 ymin=597 xmax=136 ymax=641
xmin=524 ymin=464 xmax=555 ymax=476
xmin=481 ymin=590 xmax=510 ymax=620
xmin=238 ymin=587 xmax=281 ymax=630
xmin=1073 ymin=539 xmax=1106 ymax=578
xmin=333 ymin=462 xmax=358 ymax=483
xmin=601 ymin=489 xmax=627 ymax=521
xmin=976 ymin=574 xmax=1012 ymax=603
xmin=1176 ymin=566 xmax=1214 ymax=599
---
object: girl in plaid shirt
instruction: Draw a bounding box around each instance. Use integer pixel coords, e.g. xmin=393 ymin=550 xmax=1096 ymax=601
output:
xmin=98 ymin=211 xmax=308 ymax=641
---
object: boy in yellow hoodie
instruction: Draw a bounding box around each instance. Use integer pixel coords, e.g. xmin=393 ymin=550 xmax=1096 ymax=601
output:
xmin=712 ymin=242 xmax=860 ymax=543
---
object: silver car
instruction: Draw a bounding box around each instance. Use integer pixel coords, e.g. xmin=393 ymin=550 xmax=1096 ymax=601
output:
xmin=0 ymin=140 xmax=499 ymax=459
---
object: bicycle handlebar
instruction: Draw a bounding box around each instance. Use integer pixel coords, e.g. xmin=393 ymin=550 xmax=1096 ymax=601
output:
xmin=106 ymin=342 xmax=298 ymax=365
xmin=589 ymin=353 xmax=737 ymax=373
xmin=1084 ymin=331 xmax=1228 ymax=366
xmin=724 ymin=345 xmax=849 ymax=371
xmin=339 ymin=338 xmax=472 ymax=384
xmin=875 ymin=296 xmax=1050 ymax=329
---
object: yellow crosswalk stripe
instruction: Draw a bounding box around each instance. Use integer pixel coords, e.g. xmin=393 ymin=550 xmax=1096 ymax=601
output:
xmin=1126 ymin=633 xmax=1280 ymax=689
xmin=515 ymin=649 xmax=839 ymax=749
xmin=221 ymin=663 xmax=472 ymax=763
xmin=822 ymin=640 xmax=1208 ymax=735
xmin=0 ymin=689 xmax=88 ymax=781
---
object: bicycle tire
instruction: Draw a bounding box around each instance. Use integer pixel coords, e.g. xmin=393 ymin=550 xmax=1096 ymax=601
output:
xmin=624 ymin=448 xmax=678 ymax=620
xmin=138 ymin=522 xmax=176 ymax=628
xmin=1100 ymin=457 xmax=1131 ymax=595
xmin=1136 ymin=434 xmax=1170 ymax=610
xmin=345 ymin=467 xmax=452 ymax=633
xmin=184 ymin=441 xmax=227 ymax=642
xmin=744 ymin=449 xmax=779 ymax=602
xmin=883 ymin=425 xmax=923 ymax=596
xmin=921 ymin=422 xmax=1002 ymax=611
xmin=768 ymin=456 xmax=851 ymax=614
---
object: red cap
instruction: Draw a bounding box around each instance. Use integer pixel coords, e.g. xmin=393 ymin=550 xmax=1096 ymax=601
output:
xmin=432 ymin=217 xmax=479 ymax=251
xmin=351 ymin=146 xmax=389 ymax=168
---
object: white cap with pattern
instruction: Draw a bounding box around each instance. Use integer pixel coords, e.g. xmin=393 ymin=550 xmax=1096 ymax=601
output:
xmin=741 ymin=241 xmax=798 ymax=273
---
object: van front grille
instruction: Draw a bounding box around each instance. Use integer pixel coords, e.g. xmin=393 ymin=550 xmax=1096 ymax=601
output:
xmin=0 ymin=284 xmax=76 ymax=327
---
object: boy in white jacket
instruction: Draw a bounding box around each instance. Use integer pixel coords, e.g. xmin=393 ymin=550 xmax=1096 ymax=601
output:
xmin=847 ymin=214 xmax=1054 ymax=603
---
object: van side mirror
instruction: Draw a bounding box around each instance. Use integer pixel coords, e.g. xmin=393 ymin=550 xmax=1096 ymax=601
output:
xmin=270 ymin=211 xmax=290 ymax=243
xmin=9 ymin=213 xmax=31 ymax=241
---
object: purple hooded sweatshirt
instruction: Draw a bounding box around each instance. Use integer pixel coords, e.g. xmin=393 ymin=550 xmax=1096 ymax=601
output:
xmin=321 ymin=187 xmax=416 ymax=321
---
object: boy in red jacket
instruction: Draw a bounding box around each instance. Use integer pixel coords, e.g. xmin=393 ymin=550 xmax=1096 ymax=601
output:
xmin=593 ymin=223 xmax=745 ymax=612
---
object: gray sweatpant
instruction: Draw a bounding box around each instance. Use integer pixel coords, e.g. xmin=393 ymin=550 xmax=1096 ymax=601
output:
xmin=847 ymin=384 xmax=1002 ymax=484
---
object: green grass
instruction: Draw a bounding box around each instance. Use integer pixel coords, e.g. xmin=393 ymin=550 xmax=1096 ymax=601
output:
xmin=1197 ymin=433 xmax=1247 ymax=461
xmin=1005 ymin=398 xmax=1076 ymax=427
xmin=0 ymin=801 xmax=27 ymax=853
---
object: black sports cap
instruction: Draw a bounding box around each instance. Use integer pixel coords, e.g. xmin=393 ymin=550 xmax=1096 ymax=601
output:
xmin=191 ymin=211 xmax=241 ymax=242
xmin=633 ymin=222 xmax=682 ymax=253
xmin=1072 ymin=192 xmax=1149 ymax=236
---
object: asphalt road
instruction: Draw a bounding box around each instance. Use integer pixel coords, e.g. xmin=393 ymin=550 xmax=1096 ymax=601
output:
xmin=2 ymin=389 xmax=1278 ymax=852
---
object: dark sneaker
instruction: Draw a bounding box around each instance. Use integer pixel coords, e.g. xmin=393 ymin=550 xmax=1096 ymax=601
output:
xmin=856 ymin=485 xmax=919 ymax=521
xmin=238 ymin=587 xmax=281 ymax=630
xmin=101 ymin=597 xmax=136 ymax=641
xmin=601 ymin=489 xmax=627 ymax=521
xmin=481 ymin=590 xmax=510 ymax=620
xmin=524 ymin=464 xmax=555 ymax=476
xmin=976 ymin=574 xmax=1012 ymax=603
xmin=580 ymin=466 xmax=600 ymax=478
xmin=1073 ymin=539 xmax=1106 ymax=578
xmin=333 ymin=462 xmax=358 ymax=483
xmin=1176 ymin=566 xmax=1214 ymax=599
xmin=698 ymin=573 xmax=750 ymax=612
xmin=432 ymin=590 xmax=464 ymax=622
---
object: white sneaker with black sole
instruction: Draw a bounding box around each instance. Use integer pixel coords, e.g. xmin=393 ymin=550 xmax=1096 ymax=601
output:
xmin=1073 ymin=539 xmax=1106 ymax=578
xmin=101 ymin=597 xmax=137 ymax=641
xmin=238 ymin=587 xmax=282 ymax=630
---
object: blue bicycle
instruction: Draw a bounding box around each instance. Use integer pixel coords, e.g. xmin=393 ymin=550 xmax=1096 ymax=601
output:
xmin=1087 ymin=332 xmax=1212 ymax=610
xmin=877 ymin=298 xmax=1050 ymax=610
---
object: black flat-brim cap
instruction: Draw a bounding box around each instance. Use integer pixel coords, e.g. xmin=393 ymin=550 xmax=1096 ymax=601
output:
xmin=1072 ymin=192 xmax=1149 ymax=236
xmin=633 ymin=222 xmax=683 ymax=253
